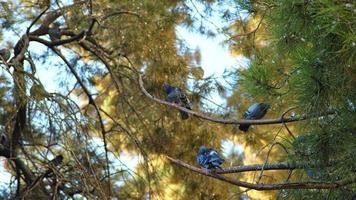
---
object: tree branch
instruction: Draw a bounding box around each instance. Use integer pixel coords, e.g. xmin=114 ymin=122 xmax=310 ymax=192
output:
xmin=167 ymin=156 xmax=338 ymax=174
xmin=46 ymin=46 xmax=111 ymax=195
xmin=29 ymin=32 xmax=86 ymax=47
xmin=166 ymin=156 xmax=356 ymax=190
xmin=26 ymin=7 xmax=50 ymax=35
xmin=138 ymin=74 xmax=335 ymax=126
xmin=19 ymin=155 xmax=63 ymax=199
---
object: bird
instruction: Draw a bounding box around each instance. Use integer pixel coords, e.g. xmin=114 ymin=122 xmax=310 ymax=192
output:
xmin=14 ymin=38 xmax=25 ymax=57
xmin=0 ymin=48 xmax=10 ymax=62
xmin=239 ymin=103 xmax=270 ymax=132
xmin=0 ymin=132 xmax=8 ymax=146
xmin=197 ymin=146 xmax=224 ymax=170
xmin=43 ymin=155 xmax=64 ymax=178
xmin=163 ymin=83 xmax=191 ymax=120
xmin=48 ymin=155 xmax=64 ymax=167
xmin=0 ymin=125 xmax=8 ymax=147
xmin=305 ymin=167 xmax=325 ymax=180
xmin=48 ymin=22 xmax=61 ymax=41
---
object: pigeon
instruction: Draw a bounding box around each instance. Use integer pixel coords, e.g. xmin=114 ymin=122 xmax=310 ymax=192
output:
xmin=197 ymin=146 xmax=224 ymax=170
xmin=0 ymin=125 xmax=8 ymax=147
xmin=305 ymin=167 xmax=325 ymax=180
xmin=44 ymin=155 xmax=64 ymax=178
xmin=0 ymin=132 xmax=8 ymax=146
xmin=239 ymin=103 xmax=270 ymax=132
xmin=163 ymin=83 xmax=191 ymax=120
xmin=14 ymin=38 xmax=25 ymax=57
xmin=0 ymin=48 xmax=10 ymax=61
xmin=48 ymin=22 xmax=61 ymax=41
xmin=49 ymin=155 xmax=64 ymax=167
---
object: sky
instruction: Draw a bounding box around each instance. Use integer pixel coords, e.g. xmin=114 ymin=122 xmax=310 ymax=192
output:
xmin=176 ymin=26 xmax=244 ymax=155
xmin=0 ymin=0 xmax=246 ymax=192
xmin=176 ymin=0 xmax=247 ymax=155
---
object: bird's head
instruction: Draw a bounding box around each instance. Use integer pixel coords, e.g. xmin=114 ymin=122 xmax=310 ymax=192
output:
xmin=50 ymin=22 xmax=61 ymax=29
xmin=198 ymin=146 xmax=208 ymax=154
xmin=57 ymin=155 xmax=64 ymax=161
xmin=0 ymin=133 xmax=7 ymax=145
xmin=163 ymin=82 xmax=174 ymax=94
xmin=50 ymin=155 xmax=64 ymax=166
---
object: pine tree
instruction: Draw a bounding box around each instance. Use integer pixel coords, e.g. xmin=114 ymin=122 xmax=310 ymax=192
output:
xmin=229 ymin=0 xmax=356 ymax=199
xmin=0 ymin=0 xmax=354 ymax=199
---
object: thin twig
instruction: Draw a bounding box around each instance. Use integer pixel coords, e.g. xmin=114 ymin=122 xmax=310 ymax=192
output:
xmin=26 ymin=7 xmax=50 ymax=35
xmin=47 ymin=46 xmax=111 ymax=195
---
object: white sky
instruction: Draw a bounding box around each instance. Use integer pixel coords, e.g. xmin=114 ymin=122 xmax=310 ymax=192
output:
xmin=176 ymin=26 xmax=238 ymax=77
xmin=176 ymin=24 xmax=244 ymax=150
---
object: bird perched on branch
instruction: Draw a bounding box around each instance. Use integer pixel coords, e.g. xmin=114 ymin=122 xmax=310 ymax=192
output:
xmin=0 ymin=48 xmax=10 ymax=62
xmin=48 ymin=22 xmax=61 ymax=41
xmin=0 ymin=132 xmax=8 ymax=147
xmin=48 ymin=155 xmax=64 ymax=167
xmin=0 ymin=125 xmax=8 ymax=148
xmin=32 ymin=155 xmax=64 ymax=185
xmin=239 ymin=103 xmax=270 ymax=132
xmin=197 ymin=146 xmax=224 ymax=170
xmin=163 ymin=83 xmax=191 ymax=120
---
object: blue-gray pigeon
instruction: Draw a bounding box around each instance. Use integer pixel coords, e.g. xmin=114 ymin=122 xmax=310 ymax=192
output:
xmin=0 ymin=125 xmax=8 ymax=147
xmin=163 ymin=83 xmax=191 ymax=120
xmin=197 ymin=146 xmax=224 ymax=169
xmin=0 ymin=48 xmax=10 ymax=61
xmin=49 ymin=155 xmax=64 ymax=167
xmin=49 ymin=22 xmax=61 ymax=41
xmin=239 ymin=103 xmax=270 ymax=132
xmin=0 ymin=132 xmax=7 ymax=146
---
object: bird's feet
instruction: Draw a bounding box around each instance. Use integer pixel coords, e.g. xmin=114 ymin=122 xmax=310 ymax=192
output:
xmin=200 ymin=167 xmax=210 ymax=175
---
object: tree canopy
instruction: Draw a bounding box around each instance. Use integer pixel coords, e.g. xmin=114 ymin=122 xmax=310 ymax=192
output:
xmin=0 ymin=0 xmax=355 ymax=199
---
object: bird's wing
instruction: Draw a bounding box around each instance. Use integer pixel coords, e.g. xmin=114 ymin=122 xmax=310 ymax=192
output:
xmin=179 ymin=92 xmax=191 ymax=109
xmin=247 ymin=103 xmax=260 ymax=113
xmin=251 ymin=103 xmax=269 ymax=119
xmin=166 ymin=88 xmax=180 ymax=103
xmin=207 ymin=150 xmax=221 ymax=162
xmin=206 ymin=150 xmax=224 ymax=168
xmin=246 ymin=103 xmax=263 ymax=119
xmin=197 ymin=154 xmax=209 ymax=168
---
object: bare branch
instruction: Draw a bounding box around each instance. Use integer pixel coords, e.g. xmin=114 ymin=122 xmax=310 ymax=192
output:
xmin=26 ymin=7 xmax=50 ymax=35
xmin=102 ymin=10 xmax=141 ymax=21
xmin=166 ymin=156 xmax=356 ymax=190
xmin=138 ymin=74 xmax=335 ymax=126
xmin=47 ymin=47 xmax=111 ymax=192
xmin=19 ymin=155 xmax=63 ymax=199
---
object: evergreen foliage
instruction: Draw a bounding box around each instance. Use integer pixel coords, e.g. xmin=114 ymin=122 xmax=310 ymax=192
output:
xmin=0 ymin=0 xmax=354 ymax=199
xmin=231 ymin=0 xmax=356 ymax=198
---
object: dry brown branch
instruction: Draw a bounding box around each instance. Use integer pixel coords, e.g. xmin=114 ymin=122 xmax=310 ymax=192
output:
xmin=48 ymin=47 xmax=111 ymax=192
xmin=189 ymin=159 xmax=337 ymax=174
xmin=138 ymin=74 xmax=335 ymax=126
xmin=19 ymin=155 xmax=63 ymax=199
xmin=166 ymin=156 xmax=356 ymax=190
xmin=102 ymin=10 xmax=141 ymax=21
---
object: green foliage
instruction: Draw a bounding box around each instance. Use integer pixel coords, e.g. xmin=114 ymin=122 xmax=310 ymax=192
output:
xmin=233 ymin=0 xmax=356 ymax=198
xmin=0 ymin=0 xmax=355 ymax=199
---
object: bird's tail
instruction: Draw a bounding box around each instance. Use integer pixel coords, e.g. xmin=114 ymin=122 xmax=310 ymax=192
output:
xmin=216 ymin=166 xmax=223 ymax=170
xmin=180 ymin=110 xmax=189 ymax=120
xmin=239 ymin=124 xmax=250 ymax=132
